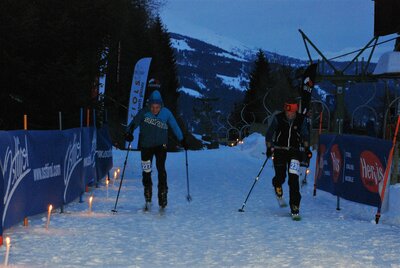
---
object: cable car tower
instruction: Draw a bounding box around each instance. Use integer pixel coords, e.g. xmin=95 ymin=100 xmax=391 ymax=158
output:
xmin=299 ymin=0 xmax=400 ymax=134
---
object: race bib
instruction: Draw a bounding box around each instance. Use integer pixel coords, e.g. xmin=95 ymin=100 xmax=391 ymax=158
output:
xmin=289 ymin=159 xmax=300 ymax=175
xmin=141 ymin=160 xmax=152 ymax=173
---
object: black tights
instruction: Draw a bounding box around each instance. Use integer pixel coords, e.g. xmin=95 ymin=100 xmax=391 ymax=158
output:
xmin=272 ymin=150 xmax=301 ymax=208
xmin=141 ymin=145 xmax=168 ymax=197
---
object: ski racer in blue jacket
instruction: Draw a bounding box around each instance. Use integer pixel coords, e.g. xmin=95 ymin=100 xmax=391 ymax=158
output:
xmin=125 ymin=90 xmax=186 ymax=209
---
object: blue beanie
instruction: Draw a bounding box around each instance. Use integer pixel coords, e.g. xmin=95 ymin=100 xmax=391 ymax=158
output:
xmin=148 ymin=90 xmax=163 ymax=105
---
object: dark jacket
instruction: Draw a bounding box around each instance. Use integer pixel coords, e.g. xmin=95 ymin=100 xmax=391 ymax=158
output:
xmin=265 ymin=112 xmax=309 ymax=149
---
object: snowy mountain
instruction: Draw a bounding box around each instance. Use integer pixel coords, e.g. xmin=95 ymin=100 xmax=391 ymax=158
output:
xmin=171 ymin=32 xmax=378 ymax=133
xmin=172 ymin=32 xmax=307 ymax=133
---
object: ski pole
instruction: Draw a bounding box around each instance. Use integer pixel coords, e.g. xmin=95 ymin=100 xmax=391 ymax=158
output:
xmin=185 ymin=149 xmax=192 ymax=202
xmin=238 ymin=157 xmax=269 ymax=212
xmin=112 ymin=142 xmax=131 ymax=213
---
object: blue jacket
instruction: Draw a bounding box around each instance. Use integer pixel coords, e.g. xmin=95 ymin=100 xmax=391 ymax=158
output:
xmin=127 ymin=90 xmax=183 ymax=148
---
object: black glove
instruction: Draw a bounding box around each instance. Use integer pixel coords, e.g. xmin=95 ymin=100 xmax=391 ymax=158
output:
xmin=181 ymin=138 xmax=188 ymax=150
xmin=124 ymin=132 xmax=134 ymax=142
xmin=266 ymin=146 xmax=274 ymax=158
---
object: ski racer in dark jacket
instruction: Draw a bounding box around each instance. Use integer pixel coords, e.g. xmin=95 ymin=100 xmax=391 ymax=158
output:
xmin=125 ymin=90 xmax=185 ymax=209
xmin=265 ymin=99 xmax=310 ymax=217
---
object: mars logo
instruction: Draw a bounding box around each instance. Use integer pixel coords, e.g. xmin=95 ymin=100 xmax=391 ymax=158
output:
xmin=316 ymin=144 xmax=326 ymax=180
xmin=330 ymin=144 xmax=342 ymax=183
xmin=360 ymin=151 xmax=384 ymax=193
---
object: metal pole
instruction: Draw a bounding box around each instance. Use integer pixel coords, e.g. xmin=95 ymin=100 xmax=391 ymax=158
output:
xmin=336 ymin=119 xmax=343 ymax=211
xmin=79 ymin=108 xmax=84 ymax=203
xmin=238 ymin=158 xmax=269 ymax=212
xmin=59 ymin=111 xmax=64 ymax=213
xmin=93 ymin=109 xmax=100 ymax=188
xmin=185 ymin=150 xmax=192 ymax=202
xmin=112 ymin=143 xmax=131 ymax=213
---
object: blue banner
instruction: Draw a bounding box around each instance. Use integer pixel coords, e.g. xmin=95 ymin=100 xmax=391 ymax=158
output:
xmin=62 ymin=128 xmax=84 ymax=204
xmin=96 ymin=125 xmax=113 ymax=181
xmin=315 ymin=134 xmax=392 ymax=208
xmin=126 ymin=57 xmax=152 ymax=149
xmin=0 ymin=126 xmax=113 ymax=235
xmin=82 ymin=127 xmax=97 ymax=186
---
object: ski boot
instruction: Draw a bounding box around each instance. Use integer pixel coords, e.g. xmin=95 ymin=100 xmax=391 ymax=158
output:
xmin=290 ymin=204 xmax=301 ymax=221
xmin=274 ymin=185 xmax=287 ymax=207
xmin=143 ymin=188 xmax=152 ymax=211
xmin=274 ymin=185 xmax=283 ymax=198
xmin=158 ymin=191 xmax=168 ymax=209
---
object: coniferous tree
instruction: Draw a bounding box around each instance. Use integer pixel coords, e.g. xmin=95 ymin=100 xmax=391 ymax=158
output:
xmin=147 ymin=16 xmax=180 ymax=114
xmin=104 ymin=0 xmax=153 ymax=146
xmin=1 ymin=0 xmax=127 ymax=129
xmin=232 ymin=52 xmax=300 ymax=133
xmin=265 ymin=65 xmax=299 ymax=113
xmin=243 ymin=50 xmax=274 ymax=124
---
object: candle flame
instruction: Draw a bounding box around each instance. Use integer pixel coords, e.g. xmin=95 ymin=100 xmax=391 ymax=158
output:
xmin=49 ymin=204 xmax=53 ymax=212
xmin=5 ymin=237 xmax=10 ymax=246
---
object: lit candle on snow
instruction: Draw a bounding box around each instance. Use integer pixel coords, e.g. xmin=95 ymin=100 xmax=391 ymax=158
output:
xmin=46 ymin=204 xmax=53 ymax=229
xmin=89 ymin=196 xmax=93 ymax=213
xmin=106 ymin=179 xmax=109 ymax=199
xmin=4 ymin=236 xmax=10 ymax=266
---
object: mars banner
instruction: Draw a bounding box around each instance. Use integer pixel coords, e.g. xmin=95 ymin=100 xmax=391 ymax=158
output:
xmin=315 ymin=134 xmax=392 ymax=208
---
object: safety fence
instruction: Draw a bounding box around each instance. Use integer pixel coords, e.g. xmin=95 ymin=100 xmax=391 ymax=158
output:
xmin=0 ymin=125 xmax=113 ymax=240
xmin=314 ymin=133 xmax=393 ymax=222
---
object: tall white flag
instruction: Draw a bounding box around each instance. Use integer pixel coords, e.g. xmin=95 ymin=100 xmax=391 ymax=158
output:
xmin=126 ymin=57 xmax=152 ymax=149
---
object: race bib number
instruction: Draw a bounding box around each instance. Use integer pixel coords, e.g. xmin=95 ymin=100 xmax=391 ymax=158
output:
xmin=141 ymin=160 xmax=152 ymax=173
xmin=289 ymin=159 xmax=300 ymax=175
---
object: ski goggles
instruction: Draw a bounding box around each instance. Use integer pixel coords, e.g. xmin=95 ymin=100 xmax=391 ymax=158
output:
xmin=284 ymin=102 xmax=298 ymax=112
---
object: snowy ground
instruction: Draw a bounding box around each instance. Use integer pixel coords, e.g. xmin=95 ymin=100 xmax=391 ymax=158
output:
xmin=1 ymin=133 xmax=400 ymax=267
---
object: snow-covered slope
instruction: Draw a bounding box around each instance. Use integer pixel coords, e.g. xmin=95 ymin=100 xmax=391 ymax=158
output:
xmin=2 ymin=134 xmax=399 ymax=267
xmin=170 ymin=31 xmax=379 ymax=134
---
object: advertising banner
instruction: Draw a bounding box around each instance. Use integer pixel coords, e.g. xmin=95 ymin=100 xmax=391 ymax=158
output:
xmin=0 ymin=126 xmax=113 ymax=234
xmin=315 ymin=134 xmax=392 ymax=208
xmin=126 ymin=57 xmax=152 ymax=149
xmin=96 ymin=125 xmax=113 ymax=181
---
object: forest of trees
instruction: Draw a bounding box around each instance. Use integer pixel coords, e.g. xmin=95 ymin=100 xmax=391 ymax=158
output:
xmin=229 ymin=50 xmax=303 ymax=139
xmin=1 ymin=0 xmax=182 ymax=147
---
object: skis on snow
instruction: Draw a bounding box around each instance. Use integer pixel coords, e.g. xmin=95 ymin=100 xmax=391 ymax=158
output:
xmin=276 ymin=195 xmax=288 ymax=208
xmin=274 ymin=190 xmax=302 ymax=220
xmin=276 ymin=196 xmax=302 ymax=221
xmin=143 ymin=202 xmax=166 ymax=215
xmin=143 ymin=202 xmax=152 ymax=212
xmin=291 ymin=213 xmax=301 ymax=221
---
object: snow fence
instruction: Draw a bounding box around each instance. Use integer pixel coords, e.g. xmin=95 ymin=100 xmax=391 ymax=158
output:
xmin=0 ymin=125 xmax=113 ymax=238
xmin=315 ymin=134 xmax=392 ymax=212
